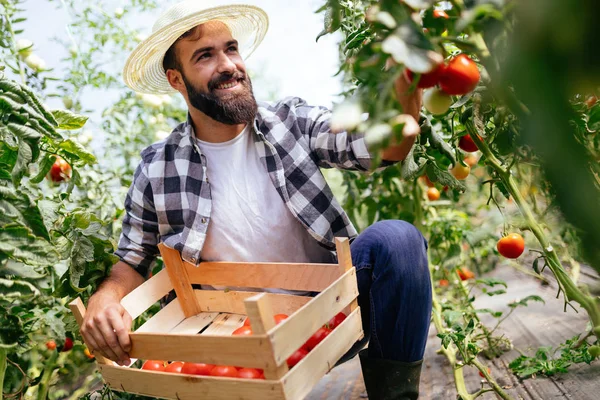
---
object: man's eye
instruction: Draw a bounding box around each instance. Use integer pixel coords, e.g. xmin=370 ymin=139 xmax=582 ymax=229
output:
xmin=198 ymin=53 xmax=209 ymax=60
xmin=228 ymin=46 xmax=238 ymax=52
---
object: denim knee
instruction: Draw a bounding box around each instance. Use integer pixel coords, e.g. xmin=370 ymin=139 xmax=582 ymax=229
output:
xmin=352 ymin=220 xmax=427 ymax=270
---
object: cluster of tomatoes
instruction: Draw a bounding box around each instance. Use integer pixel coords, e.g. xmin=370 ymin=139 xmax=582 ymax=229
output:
xmin=406 ymin=53 xmax=480 ymax=117
xmin=139 ymin=311 xmax=347 ymax=379
xmin=45 ymin=337 xmax=73 ymax=352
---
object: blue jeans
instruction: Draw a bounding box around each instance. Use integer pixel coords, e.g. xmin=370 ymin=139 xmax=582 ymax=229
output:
xmin=339 ymin=220 xmax=432 ymax=363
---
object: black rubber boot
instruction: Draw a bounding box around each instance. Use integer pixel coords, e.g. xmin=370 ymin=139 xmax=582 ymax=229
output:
xmin=358 ymin=349 xmax=423 ymax=400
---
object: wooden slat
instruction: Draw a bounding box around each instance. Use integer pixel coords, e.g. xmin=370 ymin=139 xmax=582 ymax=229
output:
xmin=335 ymin=237 xmax=358 ymax=313
xmin=185 ymin=261 xmax=340 ymax=292
xmin=171 ymin=312 xmax=219 ymax=334
xmin=201 ymin=313 xmax=246 ymax=335
xmin=195 ymin=289 xmax=312 ymax=315
xmin=127 ymin=332 xmax=273 ymax=369
xmin=99 ymin=364 xmax=286 ymax=400
xmin=158 ymin=243 xmax=202 ymax=318
xmin=269 ymin=268 xmax=359 ymax=366
xmin=245 ymin=294 xmax=289 ymax=380
xmin=135 ymin=297 xmax=186 ymax=334
xmin=121 ymin=268 xmax=173 ymax=320
xmin=282 ymin=307 xmax=363 ymax=400
xmin=68 ymin=298 xmax=113 ymax=365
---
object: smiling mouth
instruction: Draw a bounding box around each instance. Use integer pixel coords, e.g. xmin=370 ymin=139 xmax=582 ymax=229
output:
xmin=214 ymin=79 xmax=241 ymax=91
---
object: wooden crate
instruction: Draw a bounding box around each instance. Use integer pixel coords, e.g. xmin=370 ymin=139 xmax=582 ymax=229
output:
xmin=70 ymin=237 xmax=363 ymax=400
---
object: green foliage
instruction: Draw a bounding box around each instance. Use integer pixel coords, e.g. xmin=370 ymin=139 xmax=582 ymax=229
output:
xmin=509 ymin=335 xmax=598 ymax=378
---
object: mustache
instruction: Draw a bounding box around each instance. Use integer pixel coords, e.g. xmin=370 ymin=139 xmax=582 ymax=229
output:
xmin=208 ymin=72 xmax=246 ymax=91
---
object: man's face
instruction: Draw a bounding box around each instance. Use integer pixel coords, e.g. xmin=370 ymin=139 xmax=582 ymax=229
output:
xmin=174 ymin=22 xmax=257 ymax=125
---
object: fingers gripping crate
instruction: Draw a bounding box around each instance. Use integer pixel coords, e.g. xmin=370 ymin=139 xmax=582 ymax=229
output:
xmin=69 ymin=237 xmax=363 ymax=400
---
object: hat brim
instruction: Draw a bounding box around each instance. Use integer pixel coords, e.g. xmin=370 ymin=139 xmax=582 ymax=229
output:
xmin=123 ymin=4 xmax=268 ymax=94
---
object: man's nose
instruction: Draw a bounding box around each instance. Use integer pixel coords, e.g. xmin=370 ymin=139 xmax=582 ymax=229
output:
xmin=216 ymin=52 xmax=237 ymax=75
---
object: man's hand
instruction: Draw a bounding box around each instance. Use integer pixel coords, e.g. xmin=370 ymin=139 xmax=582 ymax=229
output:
xmin=79 ymin=261 xmax=144 ymax=365
xmin=81 ymin=290 xmax=133 ymax=365
xmin=380 ymin=73 xmax=423 ymax=162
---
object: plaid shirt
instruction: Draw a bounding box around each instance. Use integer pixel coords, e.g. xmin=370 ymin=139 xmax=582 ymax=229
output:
xmin=116 ymin=96 xmax=390 ymax=277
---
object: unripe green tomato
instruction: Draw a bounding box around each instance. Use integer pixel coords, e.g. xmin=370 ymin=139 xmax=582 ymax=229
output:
xmin=423 ymin=88 xmax=452 ymax=115
xmin=588 ymin=345 xmax=600 ymax=358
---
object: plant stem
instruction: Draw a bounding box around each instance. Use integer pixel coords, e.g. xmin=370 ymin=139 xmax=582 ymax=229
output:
xmin=36 ymin=351 xmax=58 ymax=400
xmin=0 ymin=348 xmax=7 ymax=400
xmin=465 ymin=115 xmax=600 ymax=336
xmin=429 ymin=261 xmax=514 ymax=400
xmin=5 ymin=10 xmax=26 ymax=84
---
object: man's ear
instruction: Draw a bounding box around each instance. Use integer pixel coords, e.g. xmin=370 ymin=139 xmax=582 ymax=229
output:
xmin=166 ymin=69 xmax=185 ymax=93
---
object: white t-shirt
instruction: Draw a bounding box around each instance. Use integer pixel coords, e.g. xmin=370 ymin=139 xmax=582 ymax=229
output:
xmin=195 ymin=124 xmax=334 ymax=294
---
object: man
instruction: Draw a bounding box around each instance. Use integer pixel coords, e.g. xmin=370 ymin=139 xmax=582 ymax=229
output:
xmin=81 ymin=1 xmax=432 ymax=399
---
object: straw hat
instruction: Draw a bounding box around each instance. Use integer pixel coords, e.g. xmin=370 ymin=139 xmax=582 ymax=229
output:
xmin=123 ymin=0 xmax=269 ymax=94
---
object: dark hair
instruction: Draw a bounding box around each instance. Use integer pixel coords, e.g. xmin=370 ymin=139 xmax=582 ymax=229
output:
xmin=162 ymin=27 xmax=202 ymax=73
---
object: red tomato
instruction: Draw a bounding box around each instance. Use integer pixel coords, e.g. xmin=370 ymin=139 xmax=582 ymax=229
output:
xmin=458 ymin=135 xmax=479 ymax=152
xmin=479 ymin=367 xmax=491 ymax=378
xmin=439 ymin=54 xmax=480 ymax=95
xmin=49 ymin=157 xmax=72 ymax=182
xmin=232 ymin=326 xmax=253 ymax=336
xmin=404 ymin=64 xmax=445 ymax=89
xmin=585 ymin=96 xmax=597 ymax=108
xmin=433 ymin=10 xmax=449 ymax=19
xmin=46 ymin=340 xmax=57 ymax=351
xmin=142 ymin=360 xmax=166 ymax=372
xmin=180 ymin=362 xmax=214 ymax=376
xmin=237 ymin=368 xmax=265 ymax=380
xmin=497 ymin=233 xmax=525 ymax=259
xmin=164 ymin=361 xmax=184 ymax=373
xmin=287 ymin=348 xmax=309 ymax=368
xmin=457 ymin=267 xmax=475 ymax=281
xmin=302 ymin=328 xmax=331 ymax=352
xmin=439 ymin=279 xmax=449 ymax=287
xmin=274 ymin=314 xmax=289 ymax=324
xmin=210 ymin=365 xmax=238 ymax=378
xmin=243 ymin=313 xmax=288 ymax=327
xmin=61 ymin=337 xmax=73 ymax=352
xmin=324 ymin=312 xmax=347 ymax=330
xmin=427 ymin=187 xmax=441 ymax=201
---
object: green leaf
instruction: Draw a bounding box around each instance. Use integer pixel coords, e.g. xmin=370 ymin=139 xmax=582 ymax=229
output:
xmin=51 ymin=109 xmax=89 ymax=130
xmin=0 ymin=224 xmax=59 ymax=265
xmin=30 ymin=153 xmax=55 ymax=183
xmin=58 ymin=139 xmax=96 ymax=165
xmin=11 ymin=140 xmax=32 ymax=185
xmin=508 ymin=295 xmax=545 ymax=308
xmin=588 ymin=106 xmax=600 ymax=131
xmin=7 ymin=122 xmax=42 ymax=140
xmin=427 ymin=164 xmax=466 ymax=192
xmin=0 ymin=278 xmax=40 ymax=297
xmin=475 ymin=277 xmax=507 ymax=288
xmin=0 ymin=191 xmax=50 ymax=240
xmin=70 ymin=236 xmax=95 ymax=288
xmin=382 ymin=22 xmax=443 ymax=73
xmin=400 ymin=147 xmax=426 ymax=181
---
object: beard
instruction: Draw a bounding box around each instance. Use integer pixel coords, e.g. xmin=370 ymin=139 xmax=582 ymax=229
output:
xmin=182 ymin=70 xmax=257 ymax=125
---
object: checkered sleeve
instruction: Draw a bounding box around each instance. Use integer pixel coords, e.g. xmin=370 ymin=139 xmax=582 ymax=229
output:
xmin=292 ymin=98 xmax=376 ymax=171
xmin=114 ymin=160 xmax=160 ymax=278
